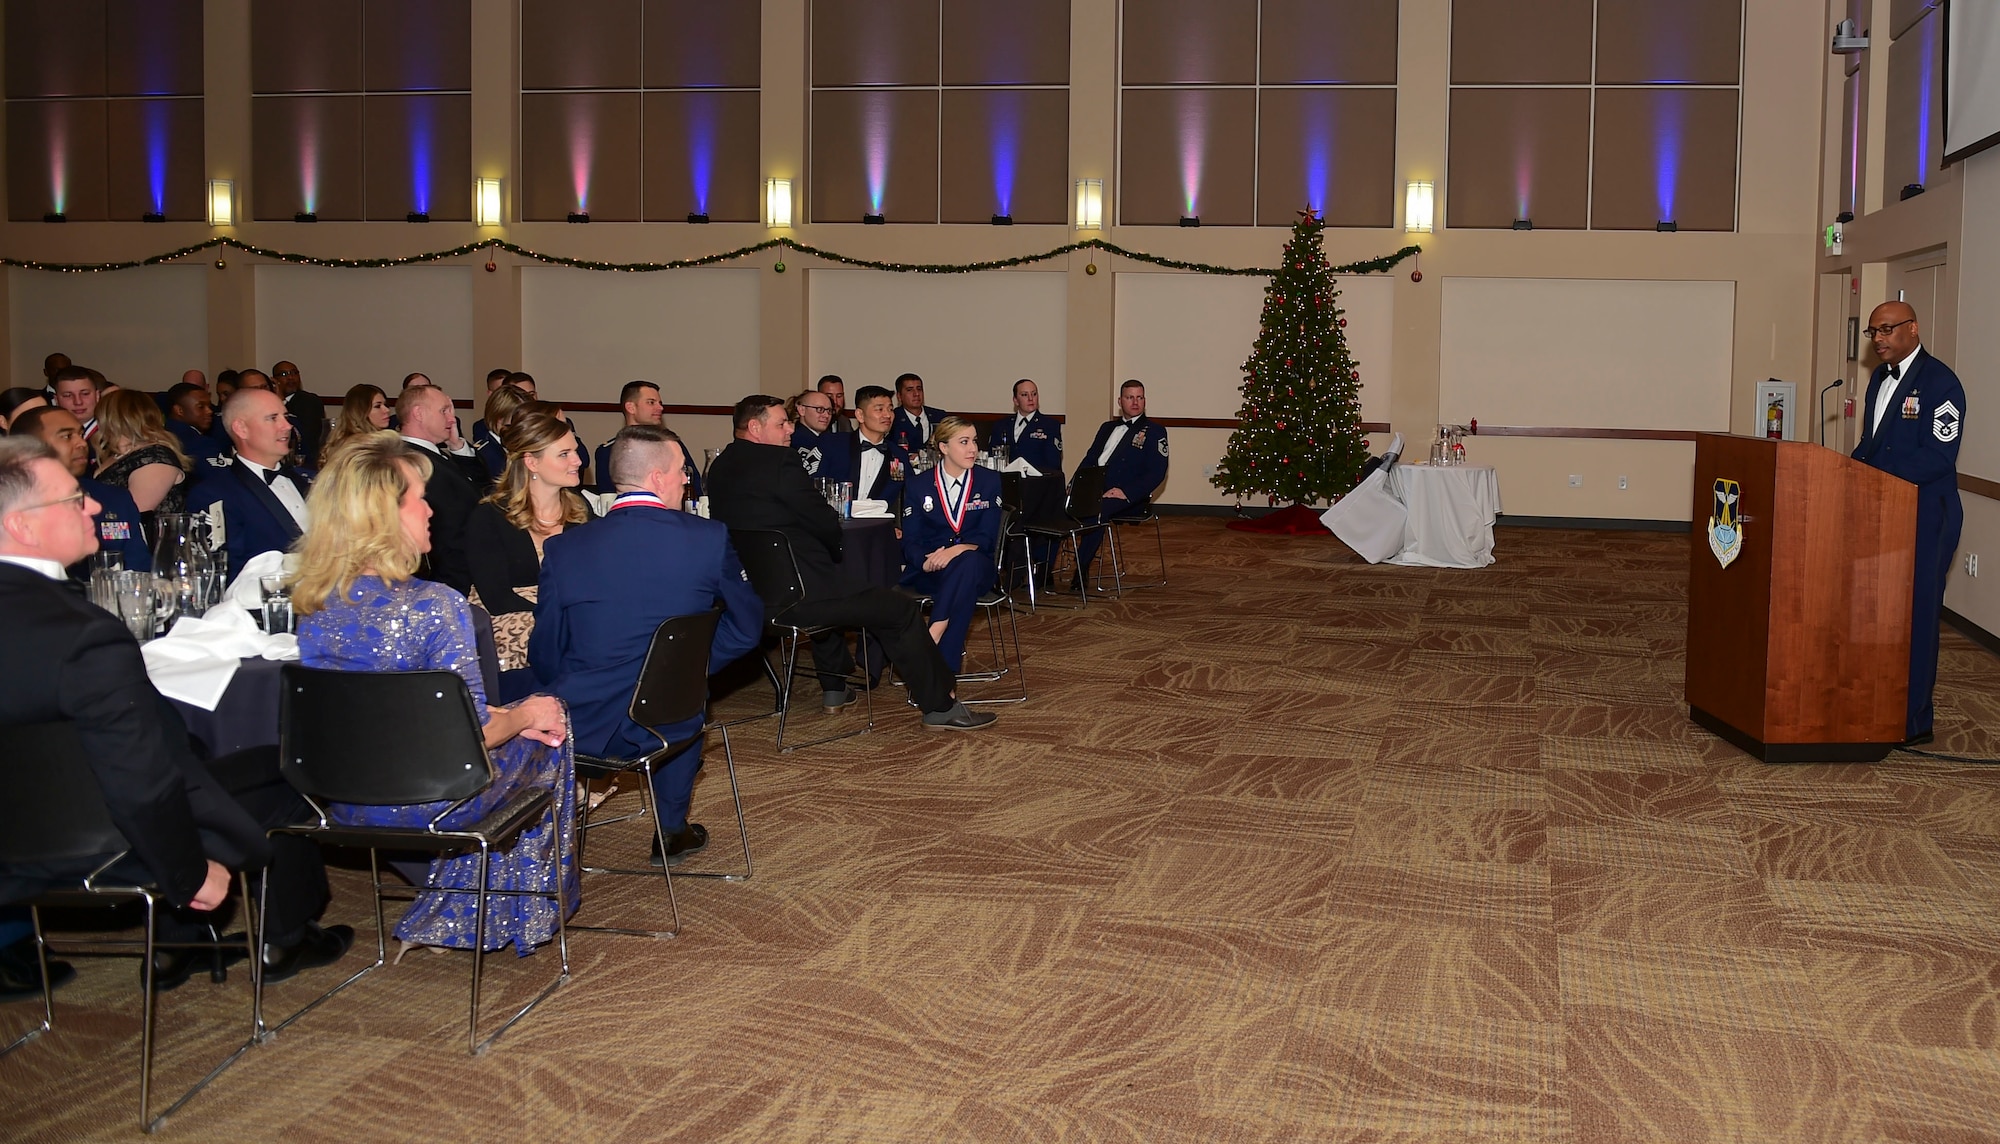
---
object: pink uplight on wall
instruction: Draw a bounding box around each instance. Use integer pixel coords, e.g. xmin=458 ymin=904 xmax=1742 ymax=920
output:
xmin=862 ymin=92 xmax=891 ymax=214
xmin=1178 ymin=98 xmax=1204 ymax=216
xmin=568 ymin=99 xmax=593 ymax=212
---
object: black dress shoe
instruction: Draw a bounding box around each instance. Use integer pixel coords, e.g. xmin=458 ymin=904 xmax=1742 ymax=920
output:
xmin=0 ymin=936 xmax=75 ymax=1000
xmin=260 ymin=923 xmax=355 ymax=985
xmin=142 ymin=935 xmax=249 ymax=992
xmin=648 ymin=823 xmax=710 ymax=868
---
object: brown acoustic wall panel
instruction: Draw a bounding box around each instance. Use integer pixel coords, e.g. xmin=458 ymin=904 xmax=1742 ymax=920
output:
xmin=519 ymin=92 xmax=641 ymax=219
xmin=250 ymin=95 xmax=363 ymax=218
xmin=644 ymin=0 xmax=762 ymax=88
xmin=1590 ymin=87 xmax=1738 ymax=230
xmin=1596 ymin=0 xmax=1741 ymax=85
xmin=520 ymin=0 xmax=641 ymax=90
xmin=942 ymin=0 xmax=1071 ymax=86
xmin=1260 ymin=0 xmax=1398 ymax=85
xmin=364 ymin=0 xmax=471 ymax=92
xmin=105 ymin=98 xmax=204 ymax=219
xmin=810 ymin=88 xmax=939 ymax=221
xmin=642 ymin=90 xmax=762 ymax=221
xmin=1119 ymin=87 xmax=1255 ymax=225
xmin=106 ymin=0 xmax=203 ymax=96
xmin=811 ymin=0 xmax=939 ymax=86
xmin=1449 ymin=0 xmax=1592 ymax=84
xmin=6 ymin=98 xmax=106 ymax=218
xmin=1121 ymin=0 xmax=1257 ymax=85
xmin=6 ymin=0 xmax=107 ymax=98
xmin=251 ymin=0 xmax=363 ymax=94
xmin=1882 ymin=9 xmax=1941 ymax=198
xmin=1257 ymin=87 xmax=1396 ymax=226
xmin=940 ymin=88 xmax=1069 ymax=223
xmin=1446 ymin=87 xmax=1590 ymax=228
xmin=363 ymin=93 xmax=471 ymax=219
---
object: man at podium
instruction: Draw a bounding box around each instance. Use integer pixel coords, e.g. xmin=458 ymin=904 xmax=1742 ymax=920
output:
xmin=1852 ymin=301 xmax=1964 ymax=746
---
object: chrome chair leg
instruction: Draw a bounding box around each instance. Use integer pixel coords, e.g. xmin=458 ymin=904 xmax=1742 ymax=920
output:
xmin=674 ymin=724 xmax=752 ymax=882
xmin=0 ymin=908 xmax=53 ymax=1058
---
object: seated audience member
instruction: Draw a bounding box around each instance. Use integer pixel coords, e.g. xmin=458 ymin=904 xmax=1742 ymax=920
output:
xmin=467 ymin=368 xmax=510 ymax=446
xmin=476 ymin=385 xmax=531 ymax=478
xmin=91 ymin=389 xmax=192 ymax=535
xmin=531 ymin=424 xmax=764 ymax=865
xmin=51 ymin=367 xmax=101 ymax=458
xmin=790 ymin=387 xmax=851 ymax=481
xmin=468 ymin=412 xmax=598 ymax=703
xmin=0 ymin=387 xmax=48 ymax=431
xmin=11 ymin=406 xmax=151 ymax=573
xmin=292 ymin=434 xmax=576 ymax=957
xmin=1073 ymin=379 xmax=1170 ymax=585
xmin=188 ymin=387 xmax=309 ymax=578
xmin=594 ymin=380 xmax=663 ymax=494
xmin=271 ymin=361 xmax=324 ymax=467
xmin=901 ymin=417 xmax=1002 ymax=673
xmin=232 ymin=368 xmax=272 ymax=392
xmin=846 ymin=384 xmax=910 ymax=509
xmin=888 ymin=372 xmax=948 ymax=455
xmin=0 ymin=437 xmax=349 ymax=987
xmin=708 ymin=395 xmax=994 ymax=730
xmin=164 ymin=380 xmax=230 ymax=471
xmin=818 ymin=374 xmax=855 ymax=433
xmin=320 ymin=384 xmax=393 ymax=466
xmin=986 ymin=378 xmax=1063 ymax=477
xmin=398 ymin=383 xmax=488 ymax=593
xmin=41 ymin=351 xmax=70 ymax=387
xmin=506 ymin=372 xmax=538 ymax=400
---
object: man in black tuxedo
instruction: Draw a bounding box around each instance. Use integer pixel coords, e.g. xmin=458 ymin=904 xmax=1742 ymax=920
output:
xmin=398 ymin=383 xmax=489 ymax=593
xmin=271 ymin=361 xmax=325 ymax=467
xmin=0 ymin=438 xmax=350 ymax=988
xmin=707 ymin=395 xmax=994 ymax=731
xmin=188 ymin=387 xmax=311 ymax=581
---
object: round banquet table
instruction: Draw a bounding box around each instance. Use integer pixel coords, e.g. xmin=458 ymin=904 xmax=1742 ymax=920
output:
xmin=1383 ymin=464 xmax=1503 ymax=568
xmin=838 ymin=516 xmax=902 ymax=590
xmin=171 ymin=656 xmax=285 ymax=756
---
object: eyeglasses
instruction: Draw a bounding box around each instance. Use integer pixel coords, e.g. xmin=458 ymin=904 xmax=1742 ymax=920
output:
xmin=9 ymin=490 xmax=87 ymax=515
xmin=797 ymin=403 xmax=832 ymax=414
xmin=274 ymin=368 xmax=300 ymax=377
xmin=1863 ymin=318 xmax=1914 ymax=338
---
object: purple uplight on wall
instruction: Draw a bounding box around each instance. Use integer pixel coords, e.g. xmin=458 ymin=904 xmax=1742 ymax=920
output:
xmin=144 ymin=102 xmax=170 ymax=215
xmin=1303 ymin=100 xmax=1332 ymax=215
xmin=989 ymin=91 xmax=1022 ymax=217
xmin=1915 ymin=13 xmax=1937 ymax=182
xmin=408 ymin=99 xmax=433 ymax=215
xmin=1514 ymin=146 xmax=1532 ymax=220
xmin=47 ymin=113 xmax=66 ymax=215
xmin=1654 ymin=94 xmax=1683 ymax=222
xmin=863 ymin=92 xmax=891 ymax=213
xmin=1178 ymin=97 xmax=1205 ymax=217
xmin=687 ymin=96 xmax=717 ymax=216
xmin=568 ymin=99 xmax=593 ymax=212
xmin=299 ymin=114 xmax=320 ymax=214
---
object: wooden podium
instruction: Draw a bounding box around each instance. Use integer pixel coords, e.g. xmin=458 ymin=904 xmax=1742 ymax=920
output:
xmin=1685 ymin=434 xmax=1915 ymax=762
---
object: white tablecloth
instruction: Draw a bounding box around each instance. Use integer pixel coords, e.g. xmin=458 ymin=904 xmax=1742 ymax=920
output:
xmin=1385 ymin=464 xmax=1502 ymax=568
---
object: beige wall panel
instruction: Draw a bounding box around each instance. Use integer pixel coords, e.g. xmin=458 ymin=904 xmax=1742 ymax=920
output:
xmin=9 ymin=264 xmax=206 ymax=389
xmin=518 ymin=91 xmax=641 ymax=220
xmin=807 ymin=269 xmax=1068 ymax=416
xmin=249 ymin=94 xmax=363 ymax=218
xmin=1148 ymin=425 xmax=1393 ymax=507
xmin=6 ymin=0 xmax=107 ymax=98
xmin=644 ymin=0 xmax=762 ymax=88
xmin=1445 ymin=87 xmax=1590 ymax=229
xmin=362 ymin=93 xmax=470 ymax=220
xmin=6 ymin=98 xmax=108 ymax=219
xmin=1260 ymin=0 xmax=1398 ymax=85
xmin=1256 ymin=87 xmax=1397 ymax=227
xmin=1459 ymin=436 xmax=1697 ymax=520
xmin=939 ymin=88 xmax=1069 ymax=224
xmin=641 ymin=91 xmax=763 ymax=222
xmin=250 ymin=0 xmax=361 ymax=94
xmin=1945 ymin=494 xmax=1999 ymax=638
xmin=105 ymin=0 xmax=205 ymax=96
xmin=1113 ymin=270 xmax=1392 ymax=425
xmin=1882 ymin=9 xmax=1941 ymax=199
xmin=1439 ymin=277 xmax=1735 ymax=430
xmin=1448 ymin=0 xmax=1591 ymax=85
xmin=809 ymin=88 xmax=939 ymax=223
xmin=1119 ymin=87 xmax=1256 ymax=225
xmin=519 ymin=266 xmax=761 ymax=407
xmin=519 ymin=0 xmax=640 ymax=90
xmin=1952 ymin=146 xmax=2000 ymax=487
xmin=810 ymin=0 xmax=938 ymax=86
xmin=942 ymin=0 xmax=1070 ymax=86
xmin=1590 ymin=88 xmax=1739 ymax=231
xmin=362 ymin=0 xmax=471 ymax=92
xmin=1594 ymin=0 xmax=1742 ymax=86
xmin=105 ymin=98 xmax=206 ymax=220
xmin=1120 ymin=0 xmax=1257 ymax=85
xmin=254 ymin=265 xmax=473 ymax=395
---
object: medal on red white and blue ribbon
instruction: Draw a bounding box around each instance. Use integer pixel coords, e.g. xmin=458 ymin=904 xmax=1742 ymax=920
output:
xmin=936 ymin=467 xmax=971 ymax=536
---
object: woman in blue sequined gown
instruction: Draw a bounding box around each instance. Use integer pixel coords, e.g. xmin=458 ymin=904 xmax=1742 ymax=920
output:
xmin=291 ymin=433 xmax=579 ymax=956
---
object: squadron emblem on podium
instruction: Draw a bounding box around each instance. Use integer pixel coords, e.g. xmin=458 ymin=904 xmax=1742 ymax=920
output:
xmin=1707 ymin=477 xmax=1743 ymax=569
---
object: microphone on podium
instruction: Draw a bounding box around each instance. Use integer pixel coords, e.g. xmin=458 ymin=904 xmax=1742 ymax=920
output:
xmin=1818 ymin=377 xmax=1844 ymax=446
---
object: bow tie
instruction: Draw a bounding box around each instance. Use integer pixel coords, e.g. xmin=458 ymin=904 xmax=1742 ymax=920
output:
xmin=1886 ymin=362 xmax=1901 ymax=380
xmin=262 ymin=466 xmax=288 ymax=486
xmin=860 ymin=440 xmax=890 ymax=456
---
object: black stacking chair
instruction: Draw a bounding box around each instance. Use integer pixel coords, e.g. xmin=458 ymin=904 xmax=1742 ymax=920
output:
xmin=729 ymin=528 xmax=875 ymax=752
xmin=0 ymin=720 xmax=260 ymax=1132
xmin=1024 ymin=465 xmax=1113 ymax=607
xmin=261 ymin=666 xmax=568 ymax=1056
xmin=574 ymin=609 xmax=747 ymax=940
xmin=1104 ymin=502 xmax=1168 ymax=592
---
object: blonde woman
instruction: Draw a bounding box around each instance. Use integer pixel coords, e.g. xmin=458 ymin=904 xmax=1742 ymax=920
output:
xmin=292 ymin=433 xmax=578 ymax=957
xmin=465 ymin=411 xmax=597 ymax=702
xmin=92 ymin=388 xmax=191 ymax=531
xmin=899 ymin=416 xmax=1002 ymax=672
xmin=318 ymin=383 xmax=392 ymax=466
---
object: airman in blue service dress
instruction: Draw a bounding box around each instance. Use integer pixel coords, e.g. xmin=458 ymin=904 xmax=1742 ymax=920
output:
xmin=1072 ymin=414 xmax=1169 ymax=580
xmin=900 ymin=463 xmax=1002 ymax=672
xmin=1852 ymin=345 xmax=1965 ymax=743
xmin=889 ymin=403 xmax=949 ymax=455
xmin=986 ymin=410 xmax=1063 ymax=477
xmin=792 ymin=420 xmax=852 ymax=482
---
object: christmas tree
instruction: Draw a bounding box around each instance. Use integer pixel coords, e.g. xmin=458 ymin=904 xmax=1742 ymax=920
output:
xmin=1211 ymin=210 xmax=1369 ymax=508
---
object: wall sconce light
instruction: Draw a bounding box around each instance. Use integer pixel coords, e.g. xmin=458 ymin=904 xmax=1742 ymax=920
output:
xmin=766 ymin=178 xmax=793 ymax=228
xmin=1404 ymin=181 xmax=1434 ymax=233
xmin=1075 ymin=179 xmax=1103 ymax=230
xmin=474 ymin=178 xmax=502 ymax=226
xmin=206 ymin=179 xmax=234 ymax=227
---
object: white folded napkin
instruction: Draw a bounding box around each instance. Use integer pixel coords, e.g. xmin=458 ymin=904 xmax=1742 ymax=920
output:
xmin=582 ymin=490 xmax=617 ymax=517
xmin=1003 ymin=457 xmax=1043 ymax=477
xmin=849 ymin=499 xmax=894 ymax=519
xmin=142 ymin=609 xmax=300 ymax=711
xmin=221 ymin=548 xmax=288 ymax=602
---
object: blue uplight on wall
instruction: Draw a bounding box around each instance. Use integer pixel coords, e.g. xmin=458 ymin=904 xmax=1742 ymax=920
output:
xmin=1654 ymin=94 xmax=1683 ymax=223
xmin=144 ymin=102 xmax=170 ymax=216
xmin=1915 ymin=13 xmax=1937 ymax=182
xmin=408 ymin=99 xmax=433 ymax=215
xmin=989 ymin=91 xmax=1022 ymax=217
xmin=863 ymin=92 xmax=891 ymax=214
xmin=1303 ymin=100 xmax=1332 ymax=216
xmin=688 ymin=96 xmax=716 ymax=216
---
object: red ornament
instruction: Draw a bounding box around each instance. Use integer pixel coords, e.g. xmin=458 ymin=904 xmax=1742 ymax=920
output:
xmin=1410 ymin=269 xmax=1423 ymax=283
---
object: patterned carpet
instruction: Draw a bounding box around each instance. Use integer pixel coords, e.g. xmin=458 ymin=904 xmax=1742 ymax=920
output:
xmin=8 ymin=519 xmax=2000 ymax=1142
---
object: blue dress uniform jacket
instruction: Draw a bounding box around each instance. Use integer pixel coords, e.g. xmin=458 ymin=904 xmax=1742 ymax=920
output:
xmin=846 ymin=433 xmax=911 ymax=507
xmin=1852 ymin=347 xmax=1965 ymax=739
xmin=791 ymin=422 xmax=853 ymax=482
xmin=899 ymin=464 xmax=1003 ymax=672
xmin=187 ymin=458 xmax=309 ymax=579
xmin=1083 ymin=415 xmax=1170 ymax=505
xmin=986 ymin=411 xmax=1063 ymax=477
xmin=79 ymin=477 xmax=153 ymax=573
xmin=166 ymin=419 xmax=230 ymax=474
xmin=889 ymin=405 xmax=950 ymax=455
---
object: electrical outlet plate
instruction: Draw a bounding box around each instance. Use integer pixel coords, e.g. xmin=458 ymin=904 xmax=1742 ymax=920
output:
xmin=1617 ymin=475 xmax=1628 ymax=490
xmin=1968 ymin=553 xmax=1980 ymax=577
xmin=1568 ymin=474 xmax=1583 ymax=488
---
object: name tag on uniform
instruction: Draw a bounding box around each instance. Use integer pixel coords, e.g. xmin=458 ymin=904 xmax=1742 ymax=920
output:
xmin=100 ymin=519 xmax=130 ymax=541
xmin=1902 ymin=394 xmax=1921 ymax=420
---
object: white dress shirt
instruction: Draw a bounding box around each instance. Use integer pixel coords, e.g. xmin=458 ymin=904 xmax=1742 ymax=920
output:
xmin=1872 ymin=345 xmax=1924 ymax=434
xmin=856 ymin=432 xmax=889 ymax=495
xmin=0 ymin=555 xmax=66 ymax=580
xmin=240 ymin=457 xmax=309 ymax=530
xmin=1096 ymin=419 xmax=1135 ymax=467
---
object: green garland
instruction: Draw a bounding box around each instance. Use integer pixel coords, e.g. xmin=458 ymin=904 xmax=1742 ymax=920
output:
xmin=0 ymin=235 xmax=1421 ymax=277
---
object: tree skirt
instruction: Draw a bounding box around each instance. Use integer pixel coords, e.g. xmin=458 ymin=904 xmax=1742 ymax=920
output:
xmin=1225 ymin=503 xmax=1332 ymax=535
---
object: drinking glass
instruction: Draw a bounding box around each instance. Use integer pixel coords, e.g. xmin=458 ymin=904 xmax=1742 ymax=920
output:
xmin=115 ymin=572 xmax=156 ymax=641
xmin=259 ymin=575 xmax=293 ymax=635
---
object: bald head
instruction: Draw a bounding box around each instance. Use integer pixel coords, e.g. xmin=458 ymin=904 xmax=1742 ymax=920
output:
xmin=1867 ymin=301 xmax=1922 ymax=364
